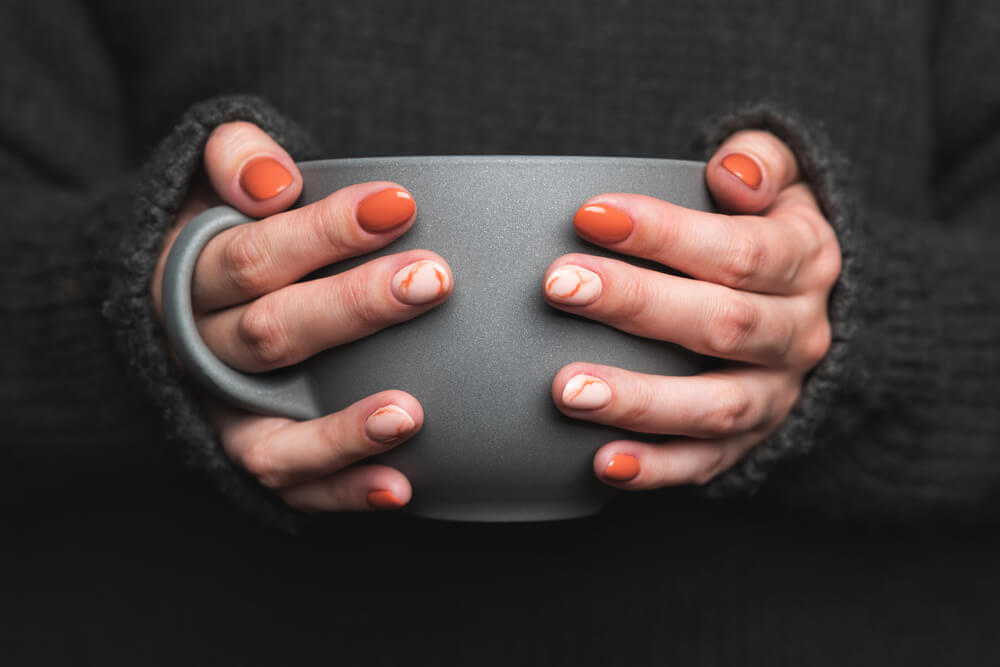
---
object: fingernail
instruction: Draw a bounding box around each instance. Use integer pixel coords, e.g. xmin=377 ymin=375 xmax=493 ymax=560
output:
xmin=367 ymin=489 xmax=405 ymax=510
xmin=239 ymin=156 xmax=293 ymax=200
xmin=358 ymin=187 xmax=416 ymax=232
xmin=391 ymin=259 xmax=451 ymax=305
xmin=545 ymin=265 xmax=602 ymax=306
xmin=604 ymin=454 xmax=640 ymax=481
xmin=365 ymin=404 xmax=416 ymax=443
xmin=562 ymin=374 xmax=612 ymax=410
xmin=573 ymin=203 xmax=633 ymax=243
xmin=720 ymin=153 xmax=763 ymax=190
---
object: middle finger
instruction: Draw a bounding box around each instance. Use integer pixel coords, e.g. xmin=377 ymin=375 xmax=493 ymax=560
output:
xmin=198 ymin=250 xmax=453 ymax=373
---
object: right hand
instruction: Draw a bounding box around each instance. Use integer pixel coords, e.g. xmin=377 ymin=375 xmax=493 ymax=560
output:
xmin=150 ymin=122 xmax=454 ymax=513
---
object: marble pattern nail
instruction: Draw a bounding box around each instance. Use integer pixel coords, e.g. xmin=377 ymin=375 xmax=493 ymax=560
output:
xmin=365 ymin=404 xmax=416 ymax=442
xmin=392 ymin=260 xmax=450 ymax=304
xmin=545 ymin=264 xmax=602 ymax=306
xmin=561 ymin=374 xmax=612 ymax=410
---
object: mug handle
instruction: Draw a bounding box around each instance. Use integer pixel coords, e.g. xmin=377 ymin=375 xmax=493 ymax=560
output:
xmin=161 ymin=205 xmax=322 ymax=421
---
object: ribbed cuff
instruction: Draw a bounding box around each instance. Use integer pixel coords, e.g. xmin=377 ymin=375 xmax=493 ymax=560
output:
xmin=102 ymin=95 xmax=320 ymax=533
xmin=693 ymin=103 xmax=864 ymax=499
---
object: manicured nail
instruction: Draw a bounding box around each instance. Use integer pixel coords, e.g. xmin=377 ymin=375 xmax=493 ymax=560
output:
xmin=391 ymin=259 xmax=451 ymax=305
xmin=545 ymin=265 xmax=602 ymax=306
xmin=365 ymin=404 xmax=416 ymax=443
xmin=720 ymin=153 xmax=763 ymax=190
xmin=239 ymin=156 xmax=293 ymax=200
xmin=367 ymin=489 xmax=405 ymax=510
xmin=573 ymin=203 xmax=633 ymax=243
xmin=562 ymin=374 xmax=612 ymax=410
xmin=358 ymin=187 xmax=416 ymax=232
xmin=604 ymin=454 xmax=640 ymax=481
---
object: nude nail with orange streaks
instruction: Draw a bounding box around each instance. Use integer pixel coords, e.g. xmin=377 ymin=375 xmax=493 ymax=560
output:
xmin=545 ymin=265 xmax=602 ymax=306
xmin=562 ymin=374 xmax=612 ymax=410
xmin=391 ymin=260 xmax=451 ymax=305
xmin=364 ymin=405 xmax=416 ymax=443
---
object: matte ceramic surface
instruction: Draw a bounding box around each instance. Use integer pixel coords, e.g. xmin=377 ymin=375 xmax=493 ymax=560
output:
xmin=163 ymin=156 xmax=712 ymax=522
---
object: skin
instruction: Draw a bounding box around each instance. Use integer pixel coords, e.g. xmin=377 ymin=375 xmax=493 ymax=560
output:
xmin=151 ymin=122 xmax=841 ymax=512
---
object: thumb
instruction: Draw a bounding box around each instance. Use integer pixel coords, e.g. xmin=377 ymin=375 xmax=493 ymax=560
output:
xmin=203 ymin=121 xmax=303 ymax=219
xmin=705 ymin=129 xmax=801 ymax=215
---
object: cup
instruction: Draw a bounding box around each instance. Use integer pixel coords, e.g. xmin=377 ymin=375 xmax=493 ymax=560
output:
xmin=162 ymin=156 xmax=712 ymax=522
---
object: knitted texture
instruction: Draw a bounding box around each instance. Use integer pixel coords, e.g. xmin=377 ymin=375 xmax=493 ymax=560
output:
xmin=102 ymin=96 xmax=320 ymax=531
xmin=3 ymin=0 xmax=999 ymax=528
xmin=697 ymin=104 xmax=861 ymax=499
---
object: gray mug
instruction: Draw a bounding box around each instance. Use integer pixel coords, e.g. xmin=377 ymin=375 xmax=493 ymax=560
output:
xmin=162 ymin=156 xmax=712 ymax=522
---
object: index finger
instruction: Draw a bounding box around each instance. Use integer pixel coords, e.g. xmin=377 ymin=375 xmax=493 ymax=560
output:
xmin=573 ymin=192 xmax=823 ymax=295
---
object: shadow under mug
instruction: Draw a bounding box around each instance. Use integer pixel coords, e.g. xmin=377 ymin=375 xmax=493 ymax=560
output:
xmin=162 ymin=156 xmax=713 ymax=522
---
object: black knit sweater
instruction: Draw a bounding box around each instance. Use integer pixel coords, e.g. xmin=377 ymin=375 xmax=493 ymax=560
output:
xmin=2 ymin=0 xmax=999 ymax=661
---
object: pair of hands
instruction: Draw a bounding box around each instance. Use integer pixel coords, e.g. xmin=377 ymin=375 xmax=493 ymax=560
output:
xmin=152 ymin=122 xmax=841 ymax=513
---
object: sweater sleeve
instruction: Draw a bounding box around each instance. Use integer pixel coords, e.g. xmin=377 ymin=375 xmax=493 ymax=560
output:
xmin=101 ymin=95 xmax=321 ymax=532
xmin=0 ymin=2 xmax=318 ymax=532
xmin=700 ymin=3 xmax=1000 ymax=520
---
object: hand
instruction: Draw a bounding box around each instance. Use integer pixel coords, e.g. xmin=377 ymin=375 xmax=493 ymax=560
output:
xmin=151 ymin=122 xmax=454 ymax=512
xmin=542 ymin=130 xmax=841 ymax=488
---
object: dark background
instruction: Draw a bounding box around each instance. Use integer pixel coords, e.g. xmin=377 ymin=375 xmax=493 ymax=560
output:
xmin=3 ymin=456 xmax=998 ymax=666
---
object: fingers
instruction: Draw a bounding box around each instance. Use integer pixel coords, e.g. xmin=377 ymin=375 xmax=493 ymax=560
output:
xmin=704 ymin=129 xmax=801 ymax=214
xmin=198 ymin=250 xmax=453 ymax=372
xmin=543 ymin=255 xmax=832 ymax=367
xmin=573 ymin=193 xmax=825 ymax=295
xmin=548 ymin=363 xmax=801 ymax=490
xmin=279 ymin=464 xmax=413 ymax=513
xmin=552 ymin=363 xmax=796 ymax=439
xmin=192 ymin=179 xmax=418 ymax=313
xmin=212 ymin=389 xmax=420 ymax=503
xmin=591 ymin=432 xmax=762 ymax=489
xmin=203 ymin=121 xmax=304 ymax=218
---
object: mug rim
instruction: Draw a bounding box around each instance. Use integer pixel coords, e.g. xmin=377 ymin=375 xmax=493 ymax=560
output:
xmin=297 ymin=155 xmax=707 ymax=169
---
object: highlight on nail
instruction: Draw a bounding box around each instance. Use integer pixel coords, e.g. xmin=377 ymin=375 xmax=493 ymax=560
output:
xmin=561 ymin=374 xmax=612 ymax=410
xmin=391 ymin=259 xmax=451 ymax=305
xmin=239 ymin=156 xmax=293 ymax=200
xmin=572 ymin=202 xmax=633 ymax=243
xmin=357 ymin=187 xmax=416 ymax=232
xmin=365 ymin=404 xmax=416 ymax=443
xmin=603 ymin=453 xmax=640 ymax=481
xmin=720 ymin=153 xmax=763 ymax=190
xmin=545 ymin=264 xmax=602 ymax=306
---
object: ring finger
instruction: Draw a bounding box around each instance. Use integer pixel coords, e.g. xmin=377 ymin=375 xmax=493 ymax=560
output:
xmin=543 ymin=254 xmax=806 ymax=366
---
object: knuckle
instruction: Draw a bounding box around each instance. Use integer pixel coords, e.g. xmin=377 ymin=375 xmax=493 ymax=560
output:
xmin=704 ymin=381 xmax=752 ymax=437
xmin=342 ymin=273 xmax=387 ymax=328
xmin=241 ymin=444 xmax=284 ymax=489
xmin=237 ymin=299 xmax=293 ymax=369
xmin=619 ymin=381 xmax=655 ymax=427
xmin=609 ymin=273 xmax=650 ymax=326
xmin=814 ymin=242 xmax=843 ymax=288
xmin=310 ymin=200 xmax=361 ymax=256
xmin=706 ymin=294 xmax=759 ymax=358
xmin=693 ymin=449 xmax=728 ymax=486
xmin=223 ymin=230 xmax=273 ymax=296
xmin=720 ymin=233 xmax=766 ymax=288
xmin=799 ymin=321 xmax=833 ymax=367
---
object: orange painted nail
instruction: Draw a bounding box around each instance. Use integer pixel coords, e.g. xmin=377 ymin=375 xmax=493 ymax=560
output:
xmin=573 ymin=203 xmax=633 ymax=243
xmin=367 ymin=489 xmax=405 ymax=510
xmin=720 ymin=153 xmax=763 ymax=190
xmin=604 ymin=454 xmax=640 ymax=481
xmin=239 ymin=156 xmax=293 ymax=200
xmin=357 ymin=187 xmax=416 ymax=232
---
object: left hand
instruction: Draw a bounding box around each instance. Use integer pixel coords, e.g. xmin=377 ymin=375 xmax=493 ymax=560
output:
xmin=542 ymin=130 xmax=842 ymax=489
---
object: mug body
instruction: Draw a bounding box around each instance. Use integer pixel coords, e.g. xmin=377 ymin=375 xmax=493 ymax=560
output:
xmin=297 ymin=156 xmax=712 ymax=521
